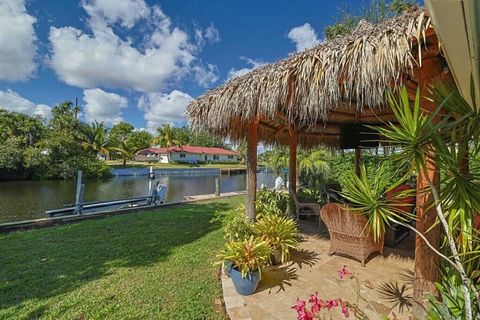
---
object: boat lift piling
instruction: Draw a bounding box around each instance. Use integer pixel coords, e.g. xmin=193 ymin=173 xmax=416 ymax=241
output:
xmin=74 ymin=170 xmax=84 ymax=215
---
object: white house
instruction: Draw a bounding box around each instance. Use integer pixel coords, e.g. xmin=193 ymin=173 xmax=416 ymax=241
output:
xmin=135 ymin=145 xmax=240 ymax=163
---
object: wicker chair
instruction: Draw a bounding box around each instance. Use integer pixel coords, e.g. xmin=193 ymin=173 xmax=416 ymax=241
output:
xmin=291 ymin=192 xmax=321 ymax=223
xmin=320 ymin=203 xmax=384 ymax=266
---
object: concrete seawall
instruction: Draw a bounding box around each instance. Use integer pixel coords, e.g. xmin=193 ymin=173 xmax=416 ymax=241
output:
xmin=111 ymin=167 xmax=221 ymax=177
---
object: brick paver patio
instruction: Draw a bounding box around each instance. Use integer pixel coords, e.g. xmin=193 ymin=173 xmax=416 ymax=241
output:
xmin=222 ymin=221 xmax=415 ymax=320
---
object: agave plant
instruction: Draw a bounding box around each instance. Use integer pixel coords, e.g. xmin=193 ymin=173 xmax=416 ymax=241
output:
xmin=254 ymin=212 xmax=299 ymax=264
xmin=216 ymin=236 xmax=272 ymax=278
xmin=339 ymin=163 xmax=415 ymax=242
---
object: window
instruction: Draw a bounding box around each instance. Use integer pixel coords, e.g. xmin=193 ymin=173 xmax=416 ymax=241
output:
xmin=227 ymin=155 xmax=233 ymax=159
xmin=179 ymin=153 xmax=186 ymax=158
xmin=213 ymin=155 xmax=219 ymax=160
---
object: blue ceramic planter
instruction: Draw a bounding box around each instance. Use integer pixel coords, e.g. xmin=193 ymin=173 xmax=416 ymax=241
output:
xmin=224 ymin=260 xmax=233 ymax=277
xmin=230 ymin=267 xmax=260 ymax=296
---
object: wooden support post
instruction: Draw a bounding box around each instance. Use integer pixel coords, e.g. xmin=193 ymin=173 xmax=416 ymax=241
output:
xmin=246 ymin=121 xmax=258 ymax=221
xmin=354 ymin=148 xmax=361 ymax=176
xmin=288 ymin=126 xmax=298 ymax=197
xmin=412 ymin=56 xmax=442 ymax=318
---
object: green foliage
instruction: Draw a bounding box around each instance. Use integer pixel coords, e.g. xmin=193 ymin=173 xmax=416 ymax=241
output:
xmin=152 ymin=123 xmax=182 ymax=147
xmin=110 ymin=140 xmax=141 ymax=166
xmin=80 ymin=121 xmax=110 ymax=157
xmin=216 ymin=236 xmax=272 ymax=278
xmin=297 ymin=187 xmax=324 ymax=203
xmin=324 ymin=0 xmax=418 ymax=40
xmin=0 ymin=105 xmax=111 ymax=180
xmin=373 ymin=84 xmax=480 ymax=318
xmin=109 ymin=122 xmax=134 ymax=147
xmin=211 ymin=204 xmax=255 ymax=242
xmin=328 ymin=151 xmax=411 ymax=188
xmin=340 ymin=164 xmax=414 ymax=242
xmin=256 ymin=189 xmax=289 ymax=216
xmin=128 ymin=130 xmax=152 ymax=151
xmin=254 ymin=212 xmax=299 ymax=264
xmin=427 ymin=269 xmax=480 ymax=320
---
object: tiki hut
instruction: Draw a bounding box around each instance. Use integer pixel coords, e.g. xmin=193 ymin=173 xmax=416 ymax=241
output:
xmin=187 ymin=7 xmax=450 ymax=313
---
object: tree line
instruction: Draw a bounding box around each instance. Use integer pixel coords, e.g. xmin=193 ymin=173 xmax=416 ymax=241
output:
xmin=0 ymin=101 xmax=227 ymax=181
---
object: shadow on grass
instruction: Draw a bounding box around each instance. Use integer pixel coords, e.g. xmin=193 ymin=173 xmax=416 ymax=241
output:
xmin=0 ymin=200 xmax=232 ymax=310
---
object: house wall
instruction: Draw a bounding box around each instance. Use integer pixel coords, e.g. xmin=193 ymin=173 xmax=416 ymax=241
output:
xmin=170 ymin=152 xmax=239 ymax=163
xmin=135 ymin=153 xmax=169 ymax=163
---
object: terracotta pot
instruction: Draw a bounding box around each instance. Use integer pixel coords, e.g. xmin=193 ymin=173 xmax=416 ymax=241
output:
xmin=386 ymin=184 xmax=415 ymax=215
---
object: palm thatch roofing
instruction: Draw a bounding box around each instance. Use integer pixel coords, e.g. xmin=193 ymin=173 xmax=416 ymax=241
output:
xmin=187 ymin=8 xmax=442 ymax=148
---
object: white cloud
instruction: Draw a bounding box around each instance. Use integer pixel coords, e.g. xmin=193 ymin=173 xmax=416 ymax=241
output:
xmin=49 ymin=1 xmax=218 ymax=92
xmin=228 ymin=57 xmax=266 ymax=80
xmin=82 ymin=0 xmax=150 ymax=29
xmin=0 ymin=90 xmax=51 ymax=119
xmin=0 ymin=0 xmax=37 ymax=81
xmin=204 ymin=24 xmax=220 ymax=43
xmin=287 ymin=23 xmax=320 ymax=52
xmin=83 ymin=88 xmax=128 ymax=125
xmin=138 ymin=90 xmax=193 ymax=132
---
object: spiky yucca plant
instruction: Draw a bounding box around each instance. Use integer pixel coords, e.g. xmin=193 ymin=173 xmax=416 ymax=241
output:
xmin=216 ymin=236 xmax=272 ymax=278
xmin=340 ymin=164 xmax=415 ymax=242
xmin=254 ymin=213 xmax=299 ymax=264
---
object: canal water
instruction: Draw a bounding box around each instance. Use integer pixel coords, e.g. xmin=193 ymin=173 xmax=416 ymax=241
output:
xmin=0 ymin=171 xmax=276 ymax=223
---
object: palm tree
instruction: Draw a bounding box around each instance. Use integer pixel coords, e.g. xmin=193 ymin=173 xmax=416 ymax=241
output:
xmin=265 ymin=147 xmax=330 ymax=183
xmin=264 ymin=148 xmax=289 ymax=176
xmin=152 ymin=123 xmax=181 ymax=148
xmin=110 ymin=140 xmax=139 ymax=166
xmin=236 ymin=140 xmax=247 ymax=164
xmin=80 ymin=121 xmax=110 ymax=159
xmin=152 ymin=123 xmax=182 ymax=162
xmin=297 ymin=149 xmax=330 ymax=179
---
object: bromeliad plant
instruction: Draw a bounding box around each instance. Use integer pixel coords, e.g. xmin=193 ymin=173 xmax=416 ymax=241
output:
xmin=216 ymin=235 xmax=272 ymax=278
xmin=254 ymin=212 xmax=299 ymax=264
xmin=339 ymin=164 xmax=415 ymax=242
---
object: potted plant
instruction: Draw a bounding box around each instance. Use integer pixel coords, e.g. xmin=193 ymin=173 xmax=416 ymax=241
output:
xmin=339 ymin=164 xmax=415 ymax=244
xmin=216 ymin=236 xmax=272 ymax=295
xmin=254 ymin=212 xmax=299 ymax=265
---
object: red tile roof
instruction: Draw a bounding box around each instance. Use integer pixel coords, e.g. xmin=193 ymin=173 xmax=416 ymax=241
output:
xmin=138 ymin=145 xmax=238 ymax=156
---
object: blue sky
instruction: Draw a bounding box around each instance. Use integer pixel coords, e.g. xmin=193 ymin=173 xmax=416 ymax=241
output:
xmin=0 ymin=0 xmax=366 ymax=132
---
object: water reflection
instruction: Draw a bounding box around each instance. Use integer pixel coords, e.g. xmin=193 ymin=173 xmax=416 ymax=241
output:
xmin=0 ymin=172 xmax=275 ymax=223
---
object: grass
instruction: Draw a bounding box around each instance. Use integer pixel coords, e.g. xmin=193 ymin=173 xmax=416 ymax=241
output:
xmin=107 ymin=160 xmax=247 ymax=170
xmin=0 ymin=196 xmax=244 ymax=319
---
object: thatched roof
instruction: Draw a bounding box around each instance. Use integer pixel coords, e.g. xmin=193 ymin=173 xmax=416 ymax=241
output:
xmin=187 ymin=8 xmax=440 ymax=147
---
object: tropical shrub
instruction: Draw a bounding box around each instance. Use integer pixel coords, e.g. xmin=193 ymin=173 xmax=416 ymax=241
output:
xmin=254 ymin=212 xmax=299 ymax=264
xmin=339 ymin=164 xmax=415 ymax=242
xmin=256 ymin=189 xmax=289 ymax=216
xmin=297 ymin=187 xmax=324 ymax=204
xmin=371 ymin=85 xmax=480 ymax=319
xmin=216 ymin=236 xmax=272 ymax=278
xmin=211 ymin=205 xmax=255 ymax=241
xmin=427 ymin=269 xmax=480 ymax=320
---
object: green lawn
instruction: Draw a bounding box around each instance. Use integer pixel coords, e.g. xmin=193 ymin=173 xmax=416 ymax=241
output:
xmin=107 ymin=160 xmax=247 ymax=170
xmin=0 ymin=196 xmax=243 ymax=319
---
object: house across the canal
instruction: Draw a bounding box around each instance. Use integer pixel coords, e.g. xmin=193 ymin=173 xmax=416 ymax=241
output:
xmin=135 ymin=145 xmax=240 ymax=164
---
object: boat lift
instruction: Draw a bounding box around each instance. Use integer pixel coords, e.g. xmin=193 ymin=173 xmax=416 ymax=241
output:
xmin=45 ymin=169 xmax=167 ymax=217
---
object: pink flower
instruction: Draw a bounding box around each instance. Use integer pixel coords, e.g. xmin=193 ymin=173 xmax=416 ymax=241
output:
xmin=338 ymin=265 xmax=349 ymax=279
xmin=308 ymin=292 xmax=325 ymax=314
xmin=292 ymin=298 xmax=313 ymax=320
xmin=341 ymin=303 xmax=350 ymax=318
xmin=325 ymin=299 xmax=339 ymax=310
